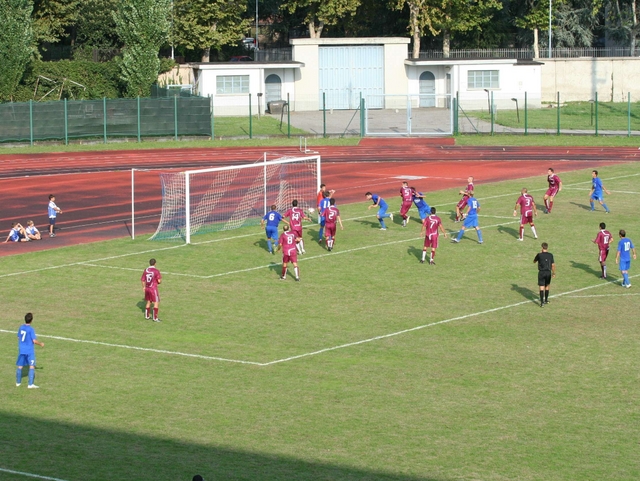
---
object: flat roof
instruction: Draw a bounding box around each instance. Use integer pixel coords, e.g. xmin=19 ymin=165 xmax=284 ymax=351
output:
xmin=291 ymin=37 xmax=410 ymax=46
xmin=191 ymin=61 xmax=304 ymax=69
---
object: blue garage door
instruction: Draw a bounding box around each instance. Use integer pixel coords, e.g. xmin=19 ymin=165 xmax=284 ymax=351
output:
xmin=319 ymin=46 xmax=384 ymax=110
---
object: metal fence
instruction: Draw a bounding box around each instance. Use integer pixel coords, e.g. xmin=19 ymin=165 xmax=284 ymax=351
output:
xmin=417 ymin=47 xmax=639 ymax=59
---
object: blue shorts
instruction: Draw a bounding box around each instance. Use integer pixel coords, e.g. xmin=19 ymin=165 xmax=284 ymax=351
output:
xmin=619 ymin=260 xmax=631 ymax=271
xmin=590 ymin=193 xmax=604 ymax=202
xmin=320 ymin=217 xmax=326 ymax=227
xmin=418 ymin=206 xmax=430 ymax=220
xmin=265 ymin=226 xmax=278 ymax=240
xmin=463 ymin=215 xmax=479 ymax=229
xmin=16 ymin=353 xmax=36 ymax=367
xmin=49 ymin=217 xmax=56 ymax=225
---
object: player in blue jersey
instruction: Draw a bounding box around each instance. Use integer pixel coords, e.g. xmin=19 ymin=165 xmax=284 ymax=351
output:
xmin=317 ymin=191 xmax=332 ymax=242
xmin=452 ymin=196 xmax=483 ymax=244
xmin=16 ymin=313 xmax=44 ymax=388
xmin=260 ymin=204 xmax=283 ymax=254
xmin=4 ymin=222 xmax=29 ymax=243
xmin=615 ymin=229 xmax=636 ymax=288
xmin=589 ymin=170 xmax=611 ymax=213
xmin=48 ymin=194 xmax=62 ymax=237
xmin=411 ymin=188 xmax=431 ymax=221
xmin=365 ymin=192 xmax=393 ymax=230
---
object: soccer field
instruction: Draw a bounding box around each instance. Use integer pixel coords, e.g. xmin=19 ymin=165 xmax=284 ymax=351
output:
xmin=1 ymin=163 xmax=639 ymax=481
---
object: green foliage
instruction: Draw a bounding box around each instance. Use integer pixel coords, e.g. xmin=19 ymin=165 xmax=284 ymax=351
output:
xmin=282 ymin=0 xmax=361 ymax=37
xmin=32 ymin=0 xmax=81 ymax=44
xmin=12 ymin=58 xmax=121 ymax=101
xmin=0 ymin=0 xmax=34 ymax=101
xmin=74 ymin=0 xmax=119 ymax=48
xmin=172 ymin=0 xmax=250 ymax=61
xmin=114 ymin=0 xmax=170 ymax=97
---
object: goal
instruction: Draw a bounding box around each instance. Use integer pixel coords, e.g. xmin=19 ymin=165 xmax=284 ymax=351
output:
xmin=132 ymin=154 xmax=321 ymax=243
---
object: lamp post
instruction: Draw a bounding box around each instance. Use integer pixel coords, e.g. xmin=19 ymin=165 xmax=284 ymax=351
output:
xmin=548 ymin=0 xmax=552 ymax=58
xmin=255 ymin=0 xmax=259 ymax=52
xmin=511 ymin=98 xmax=520 ymax=123
xmin=484 ymin=89 xmax=491 ymax=114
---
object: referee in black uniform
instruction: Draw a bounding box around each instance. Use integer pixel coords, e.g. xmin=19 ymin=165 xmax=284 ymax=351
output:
xmin=534 ymin=242 xmax=556 ymax=307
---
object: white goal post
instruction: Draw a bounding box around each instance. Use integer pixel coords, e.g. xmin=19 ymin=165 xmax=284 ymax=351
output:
xmin=131 ymin=154 xmax=321 ymax=243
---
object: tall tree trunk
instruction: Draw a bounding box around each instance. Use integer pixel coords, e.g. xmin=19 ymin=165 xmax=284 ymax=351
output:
xmin=308 ymin=20 xmax=324 ymax=38
xmin=533 ymin=27 xmax=539 ymax=58
xmin=442 ymin=29 xmax=450 ymax=58
xmin=631 ymin=0 xmax=638 ymax=56
xmin=410 ymin=2 xmax=420 ymax=58
xmin=201 ymin=47 xmax=210 ymax=62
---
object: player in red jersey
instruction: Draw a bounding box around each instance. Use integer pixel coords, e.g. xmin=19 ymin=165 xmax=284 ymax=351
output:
xmin=323 ymin=198 xmax=344 ymax=251
xmin=283 ymin=199 xmax=311 ymax=255
xmin=592 ymin=222 xmax=613 ymax=279
xmin=455 ymin=176 xmax=474 ymax=222
xmin=141 ymin=258 xmax=162 ymax=322
xmin=276 ymin=224 xmax=301 ymax=281
xmin=543 ymin=168 xmax=562 ymax=213
xmin=420 ymin=207 xmax=448 ymax=264
xmin=400 ymin=181 xmax=414 ymax=227
xmin=513 ymin=188 xmax=538 ymax=241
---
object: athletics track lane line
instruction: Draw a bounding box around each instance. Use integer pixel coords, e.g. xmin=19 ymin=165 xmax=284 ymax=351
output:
xmin=1 ymin=274 xmax=637 ymax=368
xmin=0 ymin=467 xmax=69 ymax=481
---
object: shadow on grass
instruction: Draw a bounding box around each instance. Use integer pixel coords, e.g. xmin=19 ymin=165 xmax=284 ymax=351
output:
xmin=407 ymin=246 xmax=423 ymax=261
xmin=0 ymin=412 xmax=448 ymax=481
xmin=253 ymin=238 xmax=273 ymax=254
xmin=136 ymin=300 xmax=146 ymax=313
xmin=569 ymin=201 xmax=593 ymax=211
xmin=569 ymin=260 xmax=602 ymax=278
xmin=510 ymin=284 xmax=538 ymax=302
xmin=353 ymin=219 xmax=382 ymax=229
xmin=497 ymin=225 xmax=519 ymax=239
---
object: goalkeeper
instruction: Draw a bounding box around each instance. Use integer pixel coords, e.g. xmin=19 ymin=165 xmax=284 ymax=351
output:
xmin=260 ymin=205 xmax=283 ymax=255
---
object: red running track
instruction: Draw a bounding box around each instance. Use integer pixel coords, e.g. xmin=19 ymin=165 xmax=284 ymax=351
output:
xmin=0 ymin=138 xmax=637 ymax=256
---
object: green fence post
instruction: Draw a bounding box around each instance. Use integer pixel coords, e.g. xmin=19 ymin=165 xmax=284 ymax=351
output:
xmin=64 ymin=98 xmax=68 ymax=145
xmin=137 ymin=96 xmax=141 ymax=143
xmin=360 ymin=96 xmax=364 ymax=137
xmin=452 ymin=97 xmax=458 ymax=135
xmin=524 ymin=92 xmax=528 ymax=136
xmin=249 ymin=93 xmax=253 ymax=139
xmin=103 ymin=97 xmax=107 ymax=143
xmin=323 ymin=92 xmax=327 ymax=138
xmin=594 ymin=91 xmax=598 ymax=137
xmin=29 ymin=100 xmax=34 ymax=146
xmin=210 ymin=95 xmax=215 ymax=140
xmin=174 ymin=95 xmax=178 ymax=141
xmin=287 ymin=93 xmax=291 ymax=138
xmin=628 ymin=92 xmax=631 ymax=138
xmin=490 ymin=91 xmax=494 ymax=136
xmin=556 ymin=92 xmax=560 ymax=136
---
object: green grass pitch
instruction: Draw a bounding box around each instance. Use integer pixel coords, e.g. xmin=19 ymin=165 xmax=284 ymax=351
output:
xmin=1 ymin=164 xmax=639 ymax=481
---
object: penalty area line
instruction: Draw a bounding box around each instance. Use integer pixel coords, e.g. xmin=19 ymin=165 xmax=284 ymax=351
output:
xmin=0 ymin=467 xmax=69 ymax=481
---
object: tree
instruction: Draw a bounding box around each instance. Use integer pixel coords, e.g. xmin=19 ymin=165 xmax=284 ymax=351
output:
xmin=173 ymin=0 xmax=249 ymax=62
xmin=515 ymin=0 xmax=556 ymax=58
xmin=32 ymin=0 xmax=80 ymax=44
xmin=74 ymin=0 xmax=120 ymax=48
xmin=283 ymin=0 xmax=361 ymax=38
xmin=554 ymin=0 xmax=599 ymax=48
xmin=607 ymin=0 xmax=640 ymax=54
xmin=113 ymin=0 xmax=170 ymax=97
xmin=0 ymin=0 xmax=34 ymax=101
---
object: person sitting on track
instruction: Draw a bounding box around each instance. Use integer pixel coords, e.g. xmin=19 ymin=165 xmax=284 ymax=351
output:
xmin=4 ymin=222 xmax=29 ymax=243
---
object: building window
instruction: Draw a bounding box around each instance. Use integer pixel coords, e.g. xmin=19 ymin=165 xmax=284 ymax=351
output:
xmin=216 ymin=75 xmax=250 ymax=94
xmin=467 ymin=70 xmax=499 ymax=89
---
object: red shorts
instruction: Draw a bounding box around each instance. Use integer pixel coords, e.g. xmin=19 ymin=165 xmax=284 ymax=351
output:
xmin=144 ymin=288 xmax=159 ymax=303
xmin=545 ymin=187 xmax=559 ymax=197
xmin=424 ymin=234 xmax=439 ymax=249
xmin=400 ymin=201 xmax=412 ymax=216
xmin=456 ymin=196 xmax=469 ymax=210
xmin=520 ymin=213 xmax=534 ymax=225
xmin=599 ymin=249 xmax=609 ymax=263
xmin=283 ymin=252 xmax=298 ymax=264
xmin=325 ymin=224 xmax=336 ymax=238
xmin=292 ymin=228 xmax=302 ymax=238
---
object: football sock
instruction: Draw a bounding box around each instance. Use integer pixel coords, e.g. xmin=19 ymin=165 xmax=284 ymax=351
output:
xmin=456 ymin=230 xmax=463 ymax=241
xmin=153 ymin=308 xmax=158 ymax=319
xmin=590 ymin=201 xmax=595 ymax=210
xmin=623 ymin=273 xmax=629 ymax=285
xmin=421 ymin=251 xmax=426 ymax=261
xmin=539 ymin=291 xmax=544 ymax=304
xmin=430 ymin=251 xmax=435 ymax=262
xmin=145 ymin=308 xmax=150 ymax=318
xmin=544 ymin=199 xmax=549 ymax=210
xmin=531 ymin=226 xmax=537 ymax=237
xmin=476 ymin=230 xmax=483 ymax=243
xmin=16 ymin=367 xmax=22 ymax=384
xmin=267 ymin=239 xmax=272 ymax=252
xmin=602 ymin=203 xmax=610 ymax=212
xmin=294 ymin=266 xmax=299 ymax=279
xmin=379 ymin=219 xmax=386 ymax=228
xmin=318 ymin=226 xmax=324 ymax=240
xmin=328 ymin=238 xmax=334 ymax=248
xmin=545 ymin=290 xmax=549 ymax=302
xmin=603 ymin=265 xmax=607 ymax=277
xmin=519 ymin=226 xmax=524 ymax=239
xmin=28 ymin=368 xmax=35 ymax=385
xmin=296 ymin=243 xmax=302 ymax=254
xmin=281 ymin=266 xmax=287 ymax=278
xmin=549 ymin=201 xmax=554 ymax=212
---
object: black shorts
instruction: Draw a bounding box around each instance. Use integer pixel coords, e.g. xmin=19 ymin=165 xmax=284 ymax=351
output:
xmin=538 ymin=271 xmax=552 ymax=287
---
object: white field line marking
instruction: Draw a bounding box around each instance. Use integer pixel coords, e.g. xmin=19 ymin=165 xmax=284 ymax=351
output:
xmin=564 ymin=293 xmax=640 ymax=298
xmin=1 ymin=275 xmax=636 ymax=367
xmin=79 ymin=263 xmax=210 ymax=279
xmin=479 ymin=214 xmax=517 ymax=219
xmin=0 ymin=329 xmax=263 ymax=366
xmin=64 ymin=213 xmax=159 ymax=230
xmin=261 ymin=274 xmax=640 ymax=366
xmin=609 ymin=190 xmax=640 ymax=194
xmin=0 ymin=467 xmax=69 ymax=481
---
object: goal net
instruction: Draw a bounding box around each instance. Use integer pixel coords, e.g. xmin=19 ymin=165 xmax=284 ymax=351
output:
xmin=138 ymin=154 xmax=320 ymax=243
